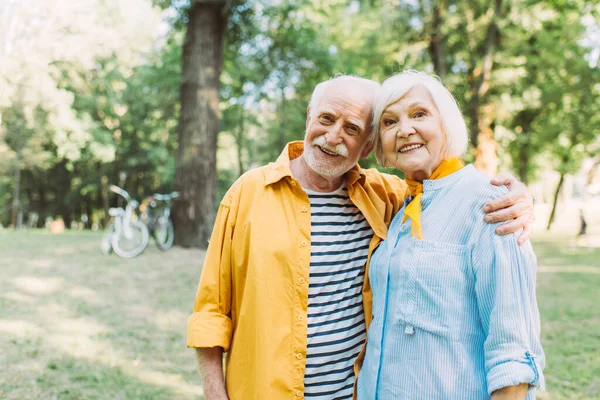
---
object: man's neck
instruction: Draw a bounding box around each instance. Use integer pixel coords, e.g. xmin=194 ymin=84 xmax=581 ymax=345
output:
xmin=290 ymin=155 xmax=345 ymax=193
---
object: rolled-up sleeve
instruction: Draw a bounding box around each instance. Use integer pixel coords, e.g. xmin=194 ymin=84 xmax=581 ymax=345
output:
xmin=472 ymin=229 xmax=545 ymax=395
xmin=186 ymin=201 xmax=234 ymax=351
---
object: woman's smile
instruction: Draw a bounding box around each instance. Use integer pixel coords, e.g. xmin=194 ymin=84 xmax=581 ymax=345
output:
xmin=397 ymin=143 xmax=424 ymax=154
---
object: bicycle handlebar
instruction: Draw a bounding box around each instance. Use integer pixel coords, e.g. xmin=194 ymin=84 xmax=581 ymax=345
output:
xmin=152 ymin=191 xmax=179 ymax=201
xmin=110 ymin=185 xmax=130 ymax=200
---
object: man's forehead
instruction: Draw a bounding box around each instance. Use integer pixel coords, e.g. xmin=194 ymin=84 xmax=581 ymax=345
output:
xmin=316 ymin=82 xmax=374 ymax=113
xmin=324 ymin=79 xmax=375 ymax=98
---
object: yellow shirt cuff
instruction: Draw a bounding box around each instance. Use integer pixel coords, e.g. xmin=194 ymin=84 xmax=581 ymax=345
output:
xmin=186 ymin=312 xmax=233 ymax=351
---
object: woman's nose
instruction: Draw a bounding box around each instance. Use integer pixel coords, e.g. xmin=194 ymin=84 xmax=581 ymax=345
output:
xmin=396 ymin=120 xmax=416 ymax=138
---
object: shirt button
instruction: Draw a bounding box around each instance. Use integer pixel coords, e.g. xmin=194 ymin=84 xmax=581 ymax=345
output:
xmin=301 ymin=206 xmax=308 ymax=213
xmin=301 ymin=240 xmax=307 ymax=247
xmin=296 ymin=353 xmax=303 ymax=359
xmin=297 ymin=315 xmax=303 ymax=321
xmin=298 ymin=278 xmax=305 ymax=284
xmin=296 ymin=390 xmax=302 ymax=397
xmin=405 ymin=325 xmax=414 ymax=335
xmin=291 ymin=180 xmax=297 ymax=186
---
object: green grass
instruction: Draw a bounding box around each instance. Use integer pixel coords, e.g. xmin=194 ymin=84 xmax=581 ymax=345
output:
xmin=533 ymin=233 xmax=600 ymax=400
xmin=0 ymin=230 xmax=204 ymax=400
xmin=0 ymin=230 xmax=599 ymax=399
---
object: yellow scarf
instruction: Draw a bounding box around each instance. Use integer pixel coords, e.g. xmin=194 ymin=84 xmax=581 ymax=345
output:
xmin=402 ymin=157 xmax=464 ymax=240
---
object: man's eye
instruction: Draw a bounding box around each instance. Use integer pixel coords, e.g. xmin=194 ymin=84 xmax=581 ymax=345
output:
xmin=319 ymin=115 xmax=333 ymax=124
xmin=413 ymin=111 xmax=427 ymax=118
xmin=346 ymin=125 xmax=360 ymax=135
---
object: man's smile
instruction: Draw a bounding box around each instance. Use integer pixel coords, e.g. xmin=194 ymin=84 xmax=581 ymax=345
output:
xmin=318 ymin=146 xmax=342 ymax=156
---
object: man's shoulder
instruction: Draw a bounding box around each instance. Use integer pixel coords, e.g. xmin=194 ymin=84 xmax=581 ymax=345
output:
xmin=221 ymin=164 xmax=274 ymax=206
xmin=361 ymin=168 xmax=407 ymax=192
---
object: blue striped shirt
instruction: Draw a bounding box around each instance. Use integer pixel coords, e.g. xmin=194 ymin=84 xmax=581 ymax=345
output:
xmin=357 ymin=165 xmax=545 ymax=400
xmin=304 ymin=186 xmax=372 ymax=399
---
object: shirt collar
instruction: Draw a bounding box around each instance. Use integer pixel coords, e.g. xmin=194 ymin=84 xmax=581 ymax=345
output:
xmin=264 ymin=141 xmax=366 ymax=187
xmin=422 ymin=164 xmax=474 ymax=192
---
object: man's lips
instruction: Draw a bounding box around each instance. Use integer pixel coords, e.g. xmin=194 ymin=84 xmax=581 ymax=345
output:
xmin=398 ymin=143 xmax=424 ymax=153
xmin=318 ymin=145 xmax=341 ymax=156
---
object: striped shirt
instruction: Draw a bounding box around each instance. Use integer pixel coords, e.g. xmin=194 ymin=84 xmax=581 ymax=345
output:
xmin=303 ymin=185 xmax=373 ymax=399
xmin=357 ymin=165 xmax=545 ymax=400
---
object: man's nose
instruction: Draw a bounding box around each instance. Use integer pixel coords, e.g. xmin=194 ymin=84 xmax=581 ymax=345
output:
xmin=325 ymin=125 xmax=343 ymax=145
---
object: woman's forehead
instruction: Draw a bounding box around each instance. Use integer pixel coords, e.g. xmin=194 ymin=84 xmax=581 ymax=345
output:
xmin=384 ymin=87 xmax=436 ymax=112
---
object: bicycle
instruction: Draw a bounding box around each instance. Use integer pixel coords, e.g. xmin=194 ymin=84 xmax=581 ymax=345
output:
xmin=141 ymin=191 xmax=178 ymax=251
xmin=101 ymin=185 xmax=149 ymax=258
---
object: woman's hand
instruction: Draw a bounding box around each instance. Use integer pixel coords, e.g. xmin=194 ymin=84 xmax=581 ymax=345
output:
xmin=483 ymin=173 xmax=535 ymax=245
xmin=491 ymin=383 xmax=529 ymax=399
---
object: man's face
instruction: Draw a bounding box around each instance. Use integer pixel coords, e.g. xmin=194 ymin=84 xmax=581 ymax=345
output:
xmin=303 ymin=83 xmax=374 ymax=178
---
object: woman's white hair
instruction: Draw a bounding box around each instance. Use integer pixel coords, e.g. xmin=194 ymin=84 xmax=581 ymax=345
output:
xmin=309 ymin=75 xmax=381 ymax=146
xmin=373 ymin=70 xmax=469 ymax=167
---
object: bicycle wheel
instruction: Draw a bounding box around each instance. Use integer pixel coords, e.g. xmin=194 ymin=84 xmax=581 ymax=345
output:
xmin=100 ymin=222 xmax=115 ymax=255
xmin=154 ymin=216 xmax=175 ymax=251
xmin=111 ymin=220 xmax=149 ymax=258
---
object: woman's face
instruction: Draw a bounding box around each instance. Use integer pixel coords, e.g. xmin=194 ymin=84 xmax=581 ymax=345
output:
xmin=379 ymin=86 xmax=447 ymax=182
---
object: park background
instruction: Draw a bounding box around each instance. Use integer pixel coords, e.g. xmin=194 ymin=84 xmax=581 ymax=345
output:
xmin=0 ymin=0 xmax=599 ymax=399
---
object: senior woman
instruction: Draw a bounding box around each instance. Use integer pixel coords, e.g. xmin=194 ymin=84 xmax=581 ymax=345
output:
xmin=356 ymin=71 xmax=545 ymax=400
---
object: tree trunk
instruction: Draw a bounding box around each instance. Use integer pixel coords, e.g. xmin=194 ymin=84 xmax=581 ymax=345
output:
xmin=514 ymin=110 xmax=535 ymax=184
xmin=547 ymin=172 xmax=565 ymax=230
xmin=473 ymin=105 xmax=498 ymax=174
xmin=587 ymin=156 xmax=600 ymax=186
xmin=466 ymin=0 xmax=502 ymax=174
xmin=84 ymin=196 xmax=93 ymax=229
xmin=11 ymin=147 xmax=21 ymax=229
xmin=173 ymin=0 xmax=226 ymax=248
xmin=428 ymin=1 xmax=448 ymax=78
xmin=38 ymin=183 xmax=46 ymax=228
xmin=100 ymin=164 xmax=109 ymax=227
xmin=59 ymin=162 xmax=72 ymax=229
xmin=516 ymin=139 xmax=530 ymax=185
xmin=235 ymin=107 xmax=245 ymax=177
xmin=279 ymin=84 xmax=287 ymax=153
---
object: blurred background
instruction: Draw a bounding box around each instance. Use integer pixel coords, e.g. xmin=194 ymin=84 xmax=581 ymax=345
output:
xmin=0 ymin=0 xmax=599 ymax=399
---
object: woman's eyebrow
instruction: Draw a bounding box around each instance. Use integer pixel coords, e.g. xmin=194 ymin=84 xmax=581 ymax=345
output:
xmin=407 ymin=101 xmax=430 ymax=109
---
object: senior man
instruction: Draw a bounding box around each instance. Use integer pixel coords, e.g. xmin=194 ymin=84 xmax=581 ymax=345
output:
xmin=187 ymin=76 xmax=534 ymax=400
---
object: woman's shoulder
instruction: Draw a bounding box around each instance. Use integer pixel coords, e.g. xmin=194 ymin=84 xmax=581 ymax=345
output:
xmin=453 ymin=165 xmax=509 ymax=203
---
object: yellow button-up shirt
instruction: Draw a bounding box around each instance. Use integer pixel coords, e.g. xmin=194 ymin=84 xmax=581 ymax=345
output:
xmin=187 ymin=142 xmax=407 ymax=400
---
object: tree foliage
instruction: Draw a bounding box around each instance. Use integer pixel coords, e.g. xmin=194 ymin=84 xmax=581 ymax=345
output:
xmin=0 ymin=0 xmax=598 ymax=240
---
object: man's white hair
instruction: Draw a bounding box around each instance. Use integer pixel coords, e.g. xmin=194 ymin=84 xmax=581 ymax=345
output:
xmin=308 ymin=75 xmax=381 ymax=146
xmin=372 ymin=70 xmax=469 ymax=167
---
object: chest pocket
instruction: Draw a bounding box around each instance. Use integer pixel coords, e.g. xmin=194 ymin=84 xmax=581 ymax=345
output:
xmin=395 ymin=240 xmax=471 ymax=341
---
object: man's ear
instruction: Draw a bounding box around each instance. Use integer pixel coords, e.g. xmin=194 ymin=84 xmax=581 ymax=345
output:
xmin=306 ymin=106 xmax=311 ymax=130
xmin=361 ymin=141 xmax=375 ymax=159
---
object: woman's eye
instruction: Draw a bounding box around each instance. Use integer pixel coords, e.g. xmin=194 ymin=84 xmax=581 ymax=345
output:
xmin=413 ymin=111 xmax=427 ymax=118
xmin=383 ymin=119 xmax=395 ymax=127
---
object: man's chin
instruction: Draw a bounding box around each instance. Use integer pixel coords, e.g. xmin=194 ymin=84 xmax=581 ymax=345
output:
xmin=307 ymin=163 xmax=350 ymax=179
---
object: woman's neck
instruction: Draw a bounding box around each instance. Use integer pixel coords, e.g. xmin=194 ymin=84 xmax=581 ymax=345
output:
xmin=404 ymin=170 xmax=429 ymax=183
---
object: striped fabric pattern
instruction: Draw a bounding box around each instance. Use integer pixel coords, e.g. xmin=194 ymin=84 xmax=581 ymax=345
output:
xmin=356 ymin=165 xmax=545 ymax=400
xmin=303 ymin=185 xmax=373 ymax=400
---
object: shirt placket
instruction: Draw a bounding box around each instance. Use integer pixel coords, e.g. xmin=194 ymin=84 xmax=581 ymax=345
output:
xmin=290 ymin=177 xmax=311 ymax=399
xmin=397 ymin=199 xmax=417 ymax=335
